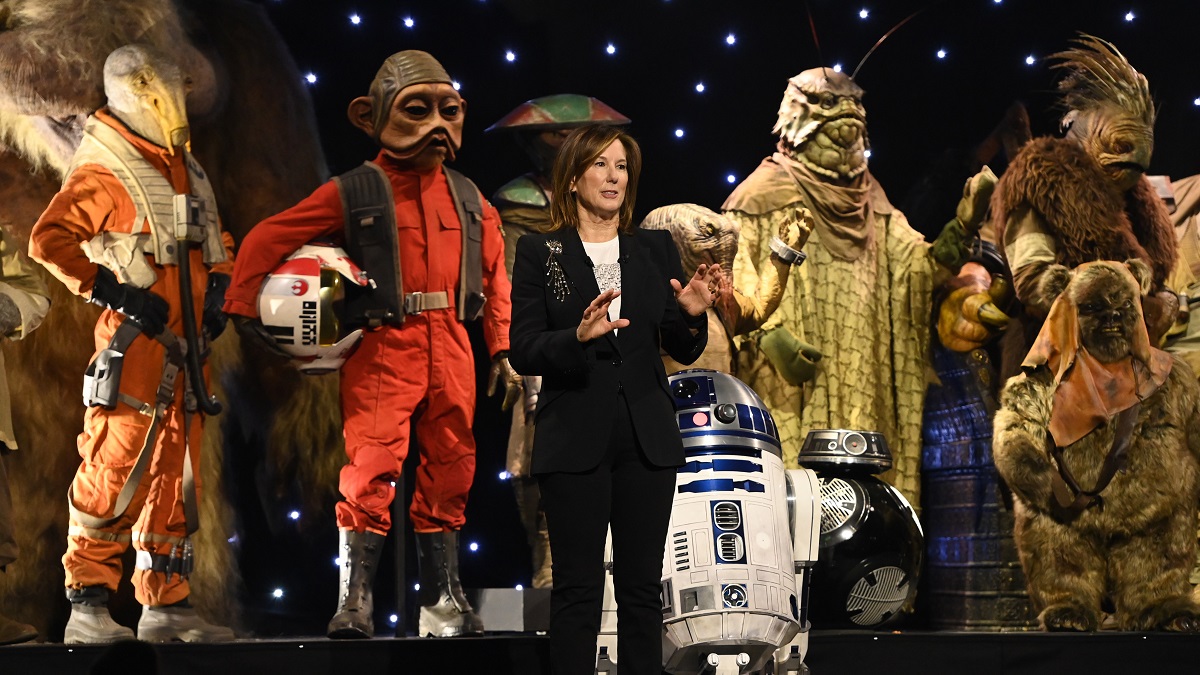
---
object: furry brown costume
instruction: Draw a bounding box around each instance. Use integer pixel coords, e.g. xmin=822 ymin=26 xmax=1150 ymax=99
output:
xmin=0 ymin=0 xmax=340 ymax=639
xmin=992 ymin=36 xmax=1178 ymax=381
xmin=993 ymin=260 xmax=1200 ymax=632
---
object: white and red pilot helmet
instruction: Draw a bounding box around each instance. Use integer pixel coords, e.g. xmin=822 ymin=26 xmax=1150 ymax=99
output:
xmin=258 ymin=243 xmax=371 ymax=374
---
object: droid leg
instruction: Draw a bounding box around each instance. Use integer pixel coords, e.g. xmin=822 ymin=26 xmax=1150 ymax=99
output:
xmin=596 ymin=529 xmax=618 ymax=672
xmin=774 ymin=631 xmax=812 ymax=675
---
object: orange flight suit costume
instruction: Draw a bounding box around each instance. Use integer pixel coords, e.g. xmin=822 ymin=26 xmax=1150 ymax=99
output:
xmin=29 ymin=109 xmax=234 ymax=607
xmin=223 ymin=150 xmax=510 ymax=535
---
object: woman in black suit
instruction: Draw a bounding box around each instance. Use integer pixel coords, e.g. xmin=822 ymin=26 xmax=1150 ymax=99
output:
xmin=510 ymin=124 xmax=723 ymax=674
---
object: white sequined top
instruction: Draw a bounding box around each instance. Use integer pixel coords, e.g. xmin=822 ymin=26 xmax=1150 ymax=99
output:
xmin=582 ymin=236 xmax=621 ymax=327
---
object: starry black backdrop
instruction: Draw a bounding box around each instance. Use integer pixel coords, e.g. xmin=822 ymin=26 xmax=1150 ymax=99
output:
xmin=237 ymin=0 xmax=1200 ymax=635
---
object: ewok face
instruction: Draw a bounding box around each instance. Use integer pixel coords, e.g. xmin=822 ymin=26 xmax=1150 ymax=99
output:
xmin=774 ymin=68 xmax=868 ymax=181
xmin=1071 ymin=266 xmax=1140 ymax=363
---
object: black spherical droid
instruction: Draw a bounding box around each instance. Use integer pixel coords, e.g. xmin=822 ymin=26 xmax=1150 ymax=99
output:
xmin=798 ymin=429 xmax=924 ymax=628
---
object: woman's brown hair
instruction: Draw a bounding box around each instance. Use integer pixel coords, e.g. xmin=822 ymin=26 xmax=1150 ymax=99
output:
xmin=548 ymin=124 xmax=642 ymax=234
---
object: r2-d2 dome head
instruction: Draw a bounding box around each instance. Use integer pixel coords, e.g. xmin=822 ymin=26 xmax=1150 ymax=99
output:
xmin=258 ymin=243 xmax=370 ymax=374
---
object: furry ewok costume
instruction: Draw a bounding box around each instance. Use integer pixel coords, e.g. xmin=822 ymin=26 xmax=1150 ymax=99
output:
xmin=994 ymin=260 xmax=1200 ymax=632
xmin=993 ymin=35 xmax=1177 ymax=380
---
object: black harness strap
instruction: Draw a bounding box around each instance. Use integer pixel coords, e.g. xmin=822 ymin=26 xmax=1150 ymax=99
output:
xmin=1049 ymin=403 xmax=1140 ymax=521
xmin=336 ymin=162 xmax=402 ymax=328
xmin=444 ymin=167 xmax=486 ymax=321
xmin=335 ymin=162 xmax=486 ymax=327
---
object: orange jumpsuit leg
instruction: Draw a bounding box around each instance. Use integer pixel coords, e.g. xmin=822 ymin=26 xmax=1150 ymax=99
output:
xmin=64 ymin=318 xmax=196 ymax=607
xmin=410 ymin=314 xmax=476 ymax=532
xmin=336 ymin=324 xmax=429 ymax=534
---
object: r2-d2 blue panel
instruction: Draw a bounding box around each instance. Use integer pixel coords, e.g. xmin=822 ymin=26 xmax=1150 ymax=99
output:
xmin=660 ymin=370 xmax=820 ymax=675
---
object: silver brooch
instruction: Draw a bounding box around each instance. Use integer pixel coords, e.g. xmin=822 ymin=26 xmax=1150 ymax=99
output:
xmin=545 ymin=240 xmax=569 ymax=302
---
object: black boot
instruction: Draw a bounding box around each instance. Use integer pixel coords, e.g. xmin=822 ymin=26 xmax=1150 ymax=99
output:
xmin=327 ymin=530 xmax=385 ymax=639
xmin=415 ymin=531 xmax=484 ymax=637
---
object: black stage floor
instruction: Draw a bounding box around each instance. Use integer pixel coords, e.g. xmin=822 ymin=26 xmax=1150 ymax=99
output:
xmin=1 ymin=630 xmax=1196 ymax=675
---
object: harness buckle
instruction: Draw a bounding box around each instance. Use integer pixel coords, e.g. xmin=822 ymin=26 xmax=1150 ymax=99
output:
xmin=404 ymin=291 xmax=424 ymax=316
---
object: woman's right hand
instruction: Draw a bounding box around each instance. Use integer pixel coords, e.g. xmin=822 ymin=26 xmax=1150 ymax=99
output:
xmin=577 ymin=288 xmax=630 ymax=342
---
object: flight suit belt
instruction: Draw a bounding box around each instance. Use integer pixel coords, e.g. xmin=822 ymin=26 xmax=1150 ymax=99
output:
xmin=403 ymin=291 xmax=451 ymax=315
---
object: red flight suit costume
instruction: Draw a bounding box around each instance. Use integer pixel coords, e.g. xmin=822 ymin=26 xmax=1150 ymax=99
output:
xmin=223 ymin=150 xmax=510 ymax=535
xmin=29 ymin=109 xmax=235 ymax=607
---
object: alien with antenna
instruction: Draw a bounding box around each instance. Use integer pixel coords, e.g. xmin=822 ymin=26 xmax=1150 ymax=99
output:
xmin=722 ymin=9 xmax=1006 ymax=507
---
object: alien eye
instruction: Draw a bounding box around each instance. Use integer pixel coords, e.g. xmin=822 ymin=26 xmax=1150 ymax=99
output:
xmin=805 ymin=93 xmax=820 ymax=106
xmin=404 ymin=101 xmax=430 ymax=117
xmin=440 ymin=102 xmax=461 ymax=118
xmin=821 ymin=93 xmax=836 ymax=108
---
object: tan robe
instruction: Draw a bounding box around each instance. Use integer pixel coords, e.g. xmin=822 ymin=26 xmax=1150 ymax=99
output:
xmin=724 ymin=158 xmax=934 ymax=503
xmin=0 ymin=227 xmax=50 ymax=568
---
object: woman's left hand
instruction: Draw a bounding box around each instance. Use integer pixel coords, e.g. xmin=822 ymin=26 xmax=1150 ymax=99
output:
xmin=672 ymin=263 xmax=724 ymax=317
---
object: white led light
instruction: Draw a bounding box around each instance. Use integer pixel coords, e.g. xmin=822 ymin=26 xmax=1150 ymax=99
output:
xmin=515 ymin=584 xmax=524 ymax=590
xmin=414 ymin=582 xmax=421 ymax=591
xmin=505 ymin=50 xmax=516 ymax=62
xmin=606 ymin=43 xmax=616 ymax=55
xmin=936 ymin=49 xmax=947 ymax=59
xmin=390 ymin=481 xmax=396 ymax=487
xmin=333 ymin=556 xmax=342 ymax=567
xmin=288 ymin=510 xmax=300 ymax=521
xmin=695 ymin=82 xmax=705 ymax=93
xmin=832 ymin=63 xmax=843 ymax=73
xmin=452 ymin=80 xmax=461 ymax=91
xmin=726 ymin=174 xmax=737 ymax=184
xmin=272 ymin=588 xmax=284 ymax=599
xmin=403 ymin=17 xmax=415 ymax=28
xmin=389 ymin=614 xmax=399 ymax=624
xmin=498 ymin=470 xmax=510 ymax=480
xmin=725 ymin=33 xmax=736 ymax=45
xmin=1194 ymin=97 xmax=1200 ymax=106
xmin=859 ymin=8 xmax=869 ymax=19
xmin=469 ymin=541 xmax=479 ymax=552
xmin=674 ymin=128 xmax=684 ymax=138
xmin=1025 ymin=55 xmax=1036 ymax=65
xmin=1125 ymin=11 xmax=1135 ymax=21
xmin=349 ymin=14 xmax=361 ymax=25
xmin=864 ymin=149 xmax=873 ymax=159
xmin=304 ymin=73 xmax=317 ymax=84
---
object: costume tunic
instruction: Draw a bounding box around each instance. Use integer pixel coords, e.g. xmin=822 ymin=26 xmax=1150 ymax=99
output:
xmin=724 ymin=155 xmax=934 ymax=502
xmin=0 ymin=228 xmax=50 ymax=569
xmin=29 ymin=110 xmax=234 ymax=606
xmin=224 ymin=151 xmax=510 ymax=534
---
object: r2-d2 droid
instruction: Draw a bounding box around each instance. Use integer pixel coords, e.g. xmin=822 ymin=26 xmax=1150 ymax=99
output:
xmin=599 ymin=370 xmax=821 ymax=675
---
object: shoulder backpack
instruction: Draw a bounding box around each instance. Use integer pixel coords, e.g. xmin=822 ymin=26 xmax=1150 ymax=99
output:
xmin=333 ymin=162 xmax=486 ymax=328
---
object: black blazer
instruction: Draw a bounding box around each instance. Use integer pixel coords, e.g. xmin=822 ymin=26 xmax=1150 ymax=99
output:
xmin=510 ymin=227 xmax=708 ymax=474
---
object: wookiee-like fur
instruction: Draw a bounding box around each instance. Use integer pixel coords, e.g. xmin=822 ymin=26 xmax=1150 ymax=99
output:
xmin=993 ymin=137 xmax=1176 ymax=286
xmin=991 ymin=136 xmax=1177 ymax=379
xmin=993 ymin=264 xmax=1200 ymax=632
xmin=0 ymin=0 xmax=343 ymax=640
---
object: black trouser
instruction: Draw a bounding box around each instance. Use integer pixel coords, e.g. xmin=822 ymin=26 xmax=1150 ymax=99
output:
xmin=538 ymin=393 xmax=677 ymax=675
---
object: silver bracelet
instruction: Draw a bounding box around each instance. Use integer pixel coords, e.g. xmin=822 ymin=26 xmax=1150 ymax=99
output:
xmin=769 ymin=235 xmax=806 ymax=266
